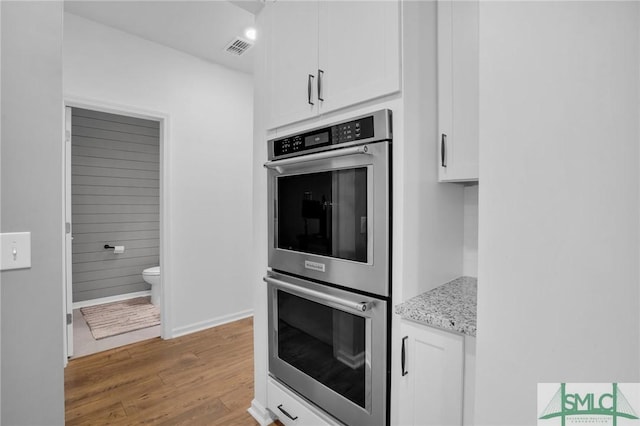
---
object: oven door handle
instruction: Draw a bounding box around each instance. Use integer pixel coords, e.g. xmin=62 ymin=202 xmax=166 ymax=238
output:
xmin=263 ymin=276 xmax=373 ymax=313
xmin=263 ymin=145 xmax=371 ymax=173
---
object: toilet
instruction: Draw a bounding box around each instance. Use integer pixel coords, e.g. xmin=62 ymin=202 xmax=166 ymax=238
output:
xmin=142 ymin=266 xmax=161 ymax=306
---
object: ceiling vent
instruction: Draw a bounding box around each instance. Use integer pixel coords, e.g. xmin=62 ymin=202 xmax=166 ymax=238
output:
xmin=224 ymin=37 xmax=254 ymax=56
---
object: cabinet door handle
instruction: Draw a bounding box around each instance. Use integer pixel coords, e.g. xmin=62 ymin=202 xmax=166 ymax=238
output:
xmin=308 ymin=74 xmax=315 ymax=106
xmin=277 ymin=404 xmax=299 ymax=421
xmin=317 ymin=69 xmax=324 ymax=101
xmin=441 ymin=133 xmax=448 ymax=168
xmin=401 ymin=336 xmax=408 ymax=376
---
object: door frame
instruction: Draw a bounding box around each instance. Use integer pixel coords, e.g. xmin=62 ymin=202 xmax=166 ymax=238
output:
xmin=63 ymin=96 xmax=172 ymax=362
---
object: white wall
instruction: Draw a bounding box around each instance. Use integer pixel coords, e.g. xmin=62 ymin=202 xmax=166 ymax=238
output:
xmin=249 ymin=7 xmax=270 ymax=421
xmin=64 ymin=13 xmax=254 ymax=336
xmin=475 ymin=2 xmax=640 ymax=424
xmin=1 ymin=2 xmax=65 ymax=424
xmin=463 ymin=185 xmax=478 ymax=277
xmin=399 ymin=0 xmax=464 ymax=302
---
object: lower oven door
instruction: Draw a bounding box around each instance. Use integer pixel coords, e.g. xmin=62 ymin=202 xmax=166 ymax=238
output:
xmin=265 ymin=272 xmax=388 ymax=426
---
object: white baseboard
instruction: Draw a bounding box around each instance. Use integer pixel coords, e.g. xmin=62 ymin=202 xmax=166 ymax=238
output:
xmin=72 ymin=290 xmax=152 ymax=309
xmin=248 ymin=398 xmax=275 ymax=426
xmin=170 ymin=309 xmax=254 ymax=339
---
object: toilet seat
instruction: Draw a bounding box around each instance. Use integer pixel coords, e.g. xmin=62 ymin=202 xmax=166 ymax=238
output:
xmin=143 ymin=266 xmax=160 ymax=276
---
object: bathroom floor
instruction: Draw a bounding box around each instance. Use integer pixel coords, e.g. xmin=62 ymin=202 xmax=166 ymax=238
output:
xmin=71 ymin=308 xmax=161 ymax=358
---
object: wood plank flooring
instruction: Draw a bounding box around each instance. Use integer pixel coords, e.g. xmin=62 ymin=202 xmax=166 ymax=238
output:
xmin=65 ymin=317 xmax=262 ymax=425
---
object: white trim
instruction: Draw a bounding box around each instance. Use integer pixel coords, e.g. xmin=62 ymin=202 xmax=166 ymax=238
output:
xmin=248 ymin=398 xmax=275 ymax=426
xmin=171 ymin=310 xmax=254 ymax=339
xmin=72 ymin=290 xmax=151 ymax=310
xmin=63 ymin=94 xmax=172 ymax=342
xmin=64 ymin=95 xmax=168 ymax=123
xmin=64 ymin=106 xmax=73 ymax=361
xmin=158 ymin=107 xmax=172 ymax=341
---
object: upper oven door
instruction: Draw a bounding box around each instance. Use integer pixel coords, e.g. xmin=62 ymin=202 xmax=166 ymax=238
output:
xmin=265 ymin=140 xmax=390 ymax=297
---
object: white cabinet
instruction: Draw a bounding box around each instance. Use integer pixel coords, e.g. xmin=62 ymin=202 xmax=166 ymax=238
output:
xmin=265 ymin=0 xmax=401 ymax=130
xmin=397 ymin=320 xmax=476 ymax=426
xmin=437 ymin=0 xmax=479 ymax=182
xmin=264 ymin=1 xmax=318 ymax=129
xmin=317 ymin=2 xmax=401 ymax=116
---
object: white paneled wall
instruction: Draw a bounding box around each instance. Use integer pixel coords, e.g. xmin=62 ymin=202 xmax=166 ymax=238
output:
xmin=71 ymin=108 xmax=160 ymax=302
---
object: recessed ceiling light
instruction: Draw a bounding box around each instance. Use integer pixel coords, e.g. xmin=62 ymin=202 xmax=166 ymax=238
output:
xmin=244 ymin=27 xmax=257 ymax=41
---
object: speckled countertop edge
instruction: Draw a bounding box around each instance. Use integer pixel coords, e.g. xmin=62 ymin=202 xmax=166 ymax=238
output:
xmin=395 ymin=276 xmax=477 ymax=337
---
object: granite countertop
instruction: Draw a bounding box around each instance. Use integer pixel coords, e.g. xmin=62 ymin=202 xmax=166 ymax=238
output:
xmin=395 ymin=276 xmax=477 ymax=337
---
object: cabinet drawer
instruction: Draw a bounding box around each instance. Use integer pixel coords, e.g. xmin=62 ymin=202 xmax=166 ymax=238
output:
xmin=267 ymin=377 xmax=340 ymax=426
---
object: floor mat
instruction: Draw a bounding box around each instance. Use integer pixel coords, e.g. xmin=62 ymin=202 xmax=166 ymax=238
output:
xmin=80 ymin=296 xmax=160 ymax=340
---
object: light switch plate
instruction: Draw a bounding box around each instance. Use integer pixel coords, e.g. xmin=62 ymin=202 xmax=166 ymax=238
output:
xmin=1 ymin=232 xmax=31 ymax=271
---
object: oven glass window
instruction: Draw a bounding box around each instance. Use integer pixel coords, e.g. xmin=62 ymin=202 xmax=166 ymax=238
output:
xmin=277 ymin=168 xmax=368 ymax=262
xmin=277 ymin=290 xmax=366 ymax=408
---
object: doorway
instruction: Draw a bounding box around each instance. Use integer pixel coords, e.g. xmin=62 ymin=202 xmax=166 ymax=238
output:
xmin=64 ymin=102 xmax=169 ymax=359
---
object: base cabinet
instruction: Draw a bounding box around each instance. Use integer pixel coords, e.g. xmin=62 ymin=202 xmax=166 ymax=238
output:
xmin=397 ymin=321 xmax=475 ymax=426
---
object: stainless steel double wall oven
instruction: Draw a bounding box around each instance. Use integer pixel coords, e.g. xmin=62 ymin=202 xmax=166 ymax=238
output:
xmin=264 ymin=109 xmax=392 ymax=425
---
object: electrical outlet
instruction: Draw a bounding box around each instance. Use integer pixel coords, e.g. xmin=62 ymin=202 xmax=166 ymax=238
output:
xmin=0 ymin=232 xmax=31 ymax=271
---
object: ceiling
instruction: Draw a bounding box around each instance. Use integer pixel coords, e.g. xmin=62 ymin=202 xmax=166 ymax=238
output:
xmin=64 ymin=1 xmax=259 ymax=74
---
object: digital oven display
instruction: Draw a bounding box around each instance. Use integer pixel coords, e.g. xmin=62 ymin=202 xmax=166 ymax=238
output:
xmin=272 ymin=114 xmax=376 ymax=158
xmin=305 ymin=132 xmax=329 ymax=148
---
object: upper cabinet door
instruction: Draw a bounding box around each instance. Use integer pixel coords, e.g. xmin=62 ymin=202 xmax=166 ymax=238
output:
xmin=438 ymin=0 xmax=479 ymax=182
xmin=318 ymin=1 xmax=401 ymax=115
xmin=265 ymin=1 xmax=319 ymax=130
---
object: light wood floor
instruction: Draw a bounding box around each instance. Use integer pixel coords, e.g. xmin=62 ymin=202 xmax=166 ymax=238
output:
xmin=65 ymin=317 xmax=261 ymax=425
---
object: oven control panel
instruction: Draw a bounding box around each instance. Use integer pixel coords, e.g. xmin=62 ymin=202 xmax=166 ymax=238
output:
xmin=272 ymin=116 xmax=375 ymax=158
